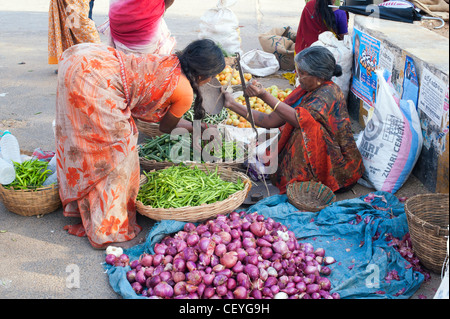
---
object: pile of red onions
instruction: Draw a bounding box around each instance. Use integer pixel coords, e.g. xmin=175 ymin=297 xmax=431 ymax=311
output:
xmin=105 ymin=211 xmax=340 ymax=299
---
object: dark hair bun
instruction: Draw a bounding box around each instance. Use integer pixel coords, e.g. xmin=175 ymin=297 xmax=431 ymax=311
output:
xmin=333 ymin=64 xmax=343 ymax=77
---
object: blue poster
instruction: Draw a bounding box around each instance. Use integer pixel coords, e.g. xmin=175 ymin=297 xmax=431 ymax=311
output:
xmin=401 ymin=56 xmax=419 ymax=108
xmin=351 ymin=28 xmax=381 ymax=107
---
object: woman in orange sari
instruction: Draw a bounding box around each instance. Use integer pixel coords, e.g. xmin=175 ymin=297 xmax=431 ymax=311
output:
xmin=48 ymin=0 xmax=101 ymax=65
xmin=223 ymin=46 xmax=364 ymax=194
xmin=55 ymin=39 xmax=225 ymax=248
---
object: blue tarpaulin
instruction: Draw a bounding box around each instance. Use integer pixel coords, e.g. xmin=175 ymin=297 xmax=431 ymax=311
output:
xmin=106 ymin=191 xmax=424 ymax=299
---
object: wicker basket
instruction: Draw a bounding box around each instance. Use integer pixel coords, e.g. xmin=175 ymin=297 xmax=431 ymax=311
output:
xmin=405 ymin=193 xmax=449 ymax=273
xmin=135 ymin=119 xmax=164 ymax=138
xmin=0 ymin=183 xmax=61 ymax=217
xmin=136 ymin=164 xmax=251 ymax=222
xmin=286 ymin=181 xmax=336 ymax=212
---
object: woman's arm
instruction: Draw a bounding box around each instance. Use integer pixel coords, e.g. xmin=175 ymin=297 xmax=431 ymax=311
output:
xmin=223 ymin=90 xmax=286 ymax=129
xmin=243 ymin=81 xmax=300 ymax=128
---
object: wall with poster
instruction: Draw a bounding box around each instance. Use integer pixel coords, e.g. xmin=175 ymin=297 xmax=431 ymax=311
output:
xmin=348 ymin=15 xmax=449 ymax=193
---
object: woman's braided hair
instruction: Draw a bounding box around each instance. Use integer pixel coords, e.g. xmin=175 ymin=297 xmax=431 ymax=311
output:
xmin=175 ymin=39 xmax=225 ymax=120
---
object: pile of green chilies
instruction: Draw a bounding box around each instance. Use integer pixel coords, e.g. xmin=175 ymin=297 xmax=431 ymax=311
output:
xmin=137 ymin=165 xmax=245 ymax=209
xmin=7 ymin=159 xmax=52 ymax=189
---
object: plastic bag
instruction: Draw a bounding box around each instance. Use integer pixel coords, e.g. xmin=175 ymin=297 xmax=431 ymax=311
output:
xmin=198 ymin=0 xmax=241 ymax=55
xmin=311 ymin=32 xmax=353 ymax=100
xmin=258 ymin=26 xmax=297 ymax=70
xmin=239 ymin=49 xmax=280 ymax=77
xmin=356 ymin=69 xmax=423 ymax=193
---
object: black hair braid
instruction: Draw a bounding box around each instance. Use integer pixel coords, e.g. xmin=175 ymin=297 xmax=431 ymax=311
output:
xmin=177 ymin=56 xmax=205 ymax=120
xmin=175 ymin=39 xmax=225 ymax=121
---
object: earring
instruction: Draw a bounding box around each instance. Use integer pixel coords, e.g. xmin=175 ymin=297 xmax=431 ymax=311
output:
xmin=317 ymin=82 xmax=321 ymax=86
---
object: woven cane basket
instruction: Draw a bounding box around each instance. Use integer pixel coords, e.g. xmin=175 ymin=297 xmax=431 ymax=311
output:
xmin=135 ymin=119 xmax=164 ymax=138
xmin=286 ymin=181 xmax=336 ymax=212
xmin=0 ymin=183 xmax=61 ymax=217
xmin=136 ymin=164 xmax=251 ymax=222
xmin=405 ymin=193 xmax=449 ymax=273
xmin=139 ymin=157 xmax=245 ymax=173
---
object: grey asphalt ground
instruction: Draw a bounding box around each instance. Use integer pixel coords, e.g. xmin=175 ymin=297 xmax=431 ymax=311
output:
xmin=0 ymin=0 xmax=443 ymax=299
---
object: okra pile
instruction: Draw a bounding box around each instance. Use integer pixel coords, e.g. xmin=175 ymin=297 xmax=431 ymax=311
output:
xmin=137 ymin=165 xmax=245 ymax=209
xmin=8 ymin=159 xmax=52 ymax=189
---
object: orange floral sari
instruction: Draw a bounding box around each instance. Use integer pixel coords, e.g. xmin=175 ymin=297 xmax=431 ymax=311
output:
xmin=48 ymin=0 xmax=101 ymax=64
xmin=55 ymin=43 xmax=181 ymax=248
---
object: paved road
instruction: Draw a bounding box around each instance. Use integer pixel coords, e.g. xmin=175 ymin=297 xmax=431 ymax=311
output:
xmin=0 ymin=0 xmax=441 ymax=299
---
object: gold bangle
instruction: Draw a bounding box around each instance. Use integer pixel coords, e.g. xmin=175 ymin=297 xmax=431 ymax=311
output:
xmin=273 ymin=100 xmax=281 ymax=111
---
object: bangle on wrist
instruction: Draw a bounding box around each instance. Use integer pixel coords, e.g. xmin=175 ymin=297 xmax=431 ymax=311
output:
xmin=273 ymin=100 xmax=281 ymax=111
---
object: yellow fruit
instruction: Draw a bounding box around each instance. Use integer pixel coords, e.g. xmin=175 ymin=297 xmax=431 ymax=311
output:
xmin=226 ymin=118 xmax=233 ymax=125
xmin=265 ymin=108 xmax=273 ymax=114
xmin=232 ymin=119 xmax=240 ymax=126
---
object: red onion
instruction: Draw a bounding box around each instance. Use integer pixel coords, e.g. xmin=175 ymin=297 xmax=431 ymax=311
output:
xmin=154 ymin=243 xmax=167 ymax=255
xmin=251 ymin=289 xmax=263 ymax=299
xmin=184 ymin=223 xmax=196 ymax=232
xmin=154 ymin=282 xmax=174 ymax=298
xmin=160 ymin=271 xmax=172 ymax=282
xmin=198 ymin=252 xmax=211 ymax=267
xmin=320 ymin=266 xmax=331 ymax=276
xmin=273 ymin=241 xmax=289 ymax=255
xmin=196 ymin=224 xmax=208 ymax=235
xmin=296 ymin=281 xmax=306 ymax=292
xmin=126 ymin=269 xmax=136 ymax=283
xmin=218 ymin=231 xmax=232 ymax=244
xmin=172 ymin=258 xmax=186 ymax=272
xmin=318 ymin=277 xmax=331 ymax=290
xmin=213 ymin=274 xmax=228 ymax=287
xmin=146 ymin=275 xmax=161 ymax=289
xmin=244 ymin=264 xmax=259 ymax=280
xmin=186 ymin=270 xmax=202 ymax=286
xmin=256 ymin=238 xmax=272 ymax=247
xmin=331 ymin=292 xmax=341 ymax=299
xmin=214 ymin=243 xmax=227 ymax=257
xmin=203 ymin=274 xmax=215 ymax=286
xmin=203 ymin=287 xmax=215 ymax=299
xmin=186 ymin=233 xmax=200 ymax=247
xmin=262 ymin=287 xmax=274 ymax=297
xmin=230 ymin=229 xmax=240 ymax=239
xmin=324 ymin=256 xmax=336 ymax=265
xmin=250 ymin=222 xmax=266 ymax=237
xmin=172 ymin=271 xmax=185 ymax=283
xmin=131 ymin=281 xmax=143 ymax=294
xmin=152 ymin=254 xmax=163 ymax=267
xmin=311 ymin=292 xmax=321 ymax=299
xmin=174 ymin=281 xmax=187 ymax=296
xmin=242 ymin=237 xmax=256 ymax=249
xmin=227 ymin=277 xmax=237 ymax=290
xmin=216 ymin=284 xmax=228 ymax=296
xmin=198 ymin=237 xmax=216 ymax=256
xmin=197 ymin=283 xmax=206 ymax=298
xmin=232 ymin=261 xmax=244 ymax=273
xmin=183 ymin=247 xmax=198 ymax=262
xmin=314 ymin=248 xmax=325 ymax=257
xmin=186 ymin=260 xmax=197 ymax=272
xmin=105 ymin=254 xmax=116 ymax=265
xmin=304 ymin=265 xmax=318 ymax=275
xmin=233 ymin=286 xmax=248 ymax=299
xmin=221 ymin=251 xmax=238 ymax=269
xmin=186 ymin=283 xmax=198 ymax=294
xmin=306 ymin=284 xmax=320 ymax=294
xmin=236 ymin=273 xmax=251 ymax=290
xmin=245 ymin=254 xmax=258 ymax=266
xmin=130 ymin=259 xmax=141 ymax=269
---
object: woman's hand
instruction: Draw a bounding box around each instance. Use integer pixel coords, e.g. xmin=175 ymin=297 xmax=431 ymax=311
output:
xmin=245 ymin=80 xmax=267 ymax=99
xmin=221 ymin=88 xmax=236 ymax=110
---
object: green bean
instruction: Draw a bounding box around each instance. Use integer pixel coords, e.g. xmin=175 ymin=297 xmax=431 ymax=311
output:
xmin=137 ymin=164 xmax=245 ymax=209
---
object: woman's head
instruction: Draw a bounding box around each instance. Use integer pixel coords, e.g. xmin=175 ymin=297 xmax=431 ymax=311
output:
xmin=176 ymin=39 xmax=225 ymax=120
xmin=294 ymin=46 xmax=342 ymax=91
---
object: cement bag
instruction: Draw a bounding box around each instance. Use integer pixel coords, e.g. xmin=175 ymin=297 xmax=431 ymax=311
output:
xmin=258 ymin=26 xmax=297 ymax=70
xmin=356 ymin=69 xmax=423 ymax=194
xmin=240 ymin=49 xmax=280 ymax=77
xmin=311 ymin=32 xmax=352 ymax=100
xmin=198 ymin=0 xmax=241 ymax=56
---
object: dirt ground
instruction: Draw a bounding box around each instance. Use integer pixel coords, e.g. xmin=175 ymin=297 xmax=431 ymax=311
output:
xmin=420 ymin=19 xmax=450 ymax=37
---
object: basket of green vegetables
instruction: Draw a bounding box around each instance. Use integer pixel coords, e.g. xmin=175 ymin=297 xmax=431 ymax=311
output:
xmin=136 ymin=164 xmax=251 ymax=222
xmin=0 ymin=159 xmax=61 ymax=217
